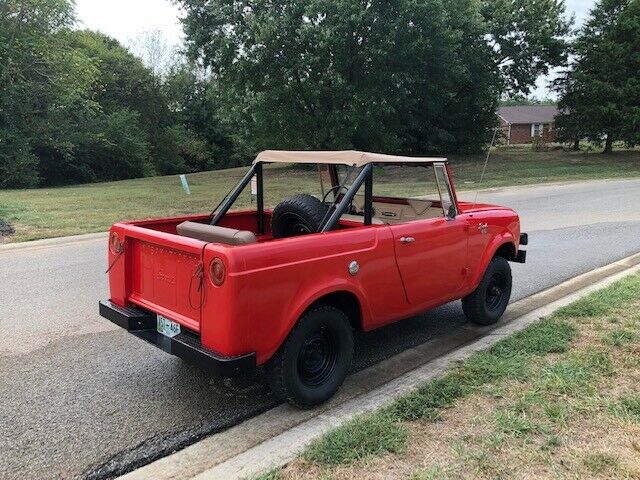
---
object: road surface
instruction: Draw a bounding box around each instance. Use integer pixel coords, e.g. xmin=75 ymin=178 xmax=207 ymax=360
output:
xmin=1 ymin=178 xmax=640 ymax=479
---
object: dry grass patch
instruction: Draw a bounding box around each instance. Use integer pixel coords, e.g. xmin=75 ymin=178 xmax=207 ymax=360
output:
xmin=2 ymin=149 xmax=640 ymax=242
xmin=269 ymin=274 xmax=640 ymax=480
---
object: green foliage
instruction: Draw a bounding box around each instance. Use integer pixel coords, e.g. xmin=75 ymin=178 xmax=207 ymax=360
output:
xmin=389 ymin=376 xmax=465 ymax=421
xmin=556 ymin=0 xmax=640 ymax=151
xmin=178 ymin=0 xmax=570 ymax=156
xmin=0 ymin=1 xmax=223 ymax=187
xmin=0 ymin=0 xmax=76 ymax=187
xmin=488 ymin=317 xmax=576 ymax=355
xmin=162 ymin=61 xmax=235 ymax=167
xmin=303 ymin=412 xmax=406 ymax=466
xmin=481 ymin=0 xmax=571 ymax=94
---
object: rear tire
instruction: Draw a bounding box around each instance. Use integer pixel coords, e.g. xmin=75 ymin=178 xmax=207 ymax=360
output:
xmin=266 ymin=305 xmax=353 ymax=408
xmin=462 ymin=256 xmax=512 ymax=326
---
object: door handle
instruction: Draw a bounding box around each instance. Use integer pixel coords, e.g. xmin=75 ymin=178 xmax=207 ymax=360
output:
xmin=478 ymin=223 xmax=488 ymax=230
xmin=400 ymin=236 xmax=415 ymax=244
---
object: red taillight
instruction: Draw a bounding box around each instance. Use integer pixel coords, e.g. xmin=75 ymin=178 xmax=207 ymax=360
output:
xmin=209 ymin=258 xmax=226 ymax=286
xmin=109 ymin=231 xmax=124 ymax=254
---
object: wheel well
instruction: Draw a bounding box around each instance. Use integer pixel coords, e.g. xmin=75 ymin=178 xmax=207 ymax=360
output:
xmin=494 ymin=242 xmax=516 ymax=261
xmin=309 ymin=291 xmax=362 ymax=330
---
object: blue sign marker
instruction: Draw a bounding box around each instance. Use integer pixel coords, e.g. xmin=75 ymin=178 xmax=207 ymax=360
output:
xmin=180 ymin=174 xmax=191 ymax=195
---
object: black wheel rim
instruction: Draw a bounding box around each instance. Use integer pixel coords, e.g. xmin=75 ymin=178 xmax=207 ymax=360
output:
xmin=485 ymin=273 xmax=506 ymax=310
xmin=297 ymin=329 xmax=338 ymax=387
xmin=282 ymin=213 xmax=312 ymax=236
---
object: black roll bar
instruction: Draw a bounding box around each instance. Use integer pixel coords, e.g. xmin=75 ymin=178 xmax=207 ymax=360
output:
xmin=321 ymin=163 xmax=373 ymax=232
xmin=210 ymin=163 xmax=257 ymax=226
xmin=211 ymin=161 xmax=374 ymax=234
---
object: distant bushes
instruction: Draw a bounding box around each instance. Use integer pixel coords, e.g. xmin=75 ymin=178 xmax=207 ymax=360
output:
xmin=0 ymin=0 xmax=233 ymax=188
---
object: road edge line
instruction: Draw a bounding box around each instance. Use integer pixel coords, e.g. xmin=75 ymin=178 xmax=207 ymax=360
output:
xmin=0 ymin=231 xmax=108 ymax=253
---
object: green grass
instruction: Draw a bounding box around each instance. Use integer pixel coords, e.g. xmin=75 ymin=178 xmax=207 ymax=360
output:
xmin=300 ymin=317 xmax=577 ymax=467
xmin=494 ymin=409 xmax=544 ymax=437
xmin=250 ymin=469 xmax=281 ymax=480
xmin=1 ymin=148 xmax=640 ymax=242
xmin=610 ymin=392 xmax=640 ymax=422
xmin=555 ymin=274 xmax=640 ymax=318
xmin=602 ymin=328 xmax=636 ymax=347
xmin=273 ymin=274 xmax=640 ymax=476
xmin=303 ymin=412 xmax=407 ymax=465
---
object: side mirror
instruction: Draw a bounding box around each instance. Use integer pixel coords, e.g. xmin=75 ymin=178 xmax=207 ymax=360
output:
xmin=447 ymin=204 xmax=457 ymax=219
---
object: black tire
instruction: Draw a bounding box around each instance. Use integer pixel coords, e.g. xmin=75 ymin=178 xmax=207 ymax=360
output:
xmin=265 ymin=305 xmax=354 ymax=408
xmin=271 ymin=194 xmax=328 ymax=238
xmin=462 ymin=256 xmax=512 ymax=326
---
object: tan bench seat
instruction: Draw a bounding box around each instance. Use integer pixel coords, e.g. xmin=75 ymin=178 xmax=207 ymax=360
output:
xmin=177 ymin=221 xmax=257 ymax=245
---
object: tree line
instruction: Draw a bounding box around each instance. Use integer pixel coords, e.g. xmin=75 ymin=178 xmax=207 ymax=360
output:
xmin=1 ymin=0 xmax=234 ymax=188
xmin=7 ymin=0 xmax=621 ymax=189
xmin=555 ymin=0 xmax=640 ymax=153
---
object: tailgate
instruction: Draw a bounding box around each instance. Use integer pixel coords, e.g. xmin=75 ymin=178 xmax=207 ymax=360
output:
xmin=123 ymin=226 xmax=205 ymax=332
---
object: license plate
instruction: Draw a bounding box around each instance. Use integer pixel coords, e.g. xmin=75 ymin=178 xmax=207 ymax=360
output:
xmin=157 ymin=314 xmax=181 ymax=338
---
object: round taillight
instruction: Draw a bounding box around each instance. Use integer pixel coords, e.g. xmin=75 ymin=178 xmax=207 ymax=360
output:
xmin=109 ymin=231 xmax=124 ymax=254
xmin=209 ymin=258 xmax=226 ymax=286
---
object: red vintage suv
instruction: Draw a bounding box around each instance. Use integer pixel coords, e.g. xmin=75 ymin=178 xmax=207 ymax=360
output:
xmin=100 ymin=151 xmax=527 ymax=407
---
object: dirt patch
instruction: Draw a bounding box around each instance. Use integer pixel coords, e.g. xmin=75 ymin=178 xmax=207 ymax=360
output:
xmin=0 ymin=219 xmax=15 ymax=237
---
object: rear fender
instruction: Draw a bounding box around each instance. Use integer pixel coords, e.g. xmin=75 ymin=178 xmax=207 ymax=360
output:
xmin=260 ymin=282 xmax=370 ymax=364
xmin=470 ymin=234 xmax=516 ymax=288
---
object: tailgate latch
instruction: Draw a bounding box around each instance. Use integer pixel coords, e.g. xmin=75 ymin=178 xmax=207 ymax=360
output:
xmin=189 ymin=262 xmax=205 ymax=309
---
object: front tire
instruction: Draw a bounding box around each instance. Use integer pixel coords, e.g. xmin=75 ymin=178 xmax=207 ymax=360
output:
xmin=462 ymin=256 xmax=512 ymax=326
xmin=266 ymin=305 xmax=353 ymax=408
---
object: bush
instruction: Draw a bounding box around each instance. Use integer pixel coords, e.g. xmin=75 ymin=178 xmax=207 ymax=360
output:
xmin=0 ymin=137 xmax=40 ymax=188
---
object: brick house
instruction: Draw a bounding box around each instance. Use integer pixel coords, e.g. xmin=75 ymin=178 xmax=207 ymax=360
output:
xmin=497 ymin=105 xmax=559 ymax=144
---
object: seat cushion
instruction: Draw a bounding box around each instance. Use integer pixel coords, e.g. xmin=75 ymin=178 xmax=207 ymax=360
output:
xmin=176 ymin=221 xmax=257 ymax=245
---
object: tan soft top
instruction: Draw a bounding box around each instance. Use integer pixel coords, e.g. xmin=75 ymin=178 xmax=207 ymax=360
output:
xmin=254 ymin=150 xmax=446 ymax=168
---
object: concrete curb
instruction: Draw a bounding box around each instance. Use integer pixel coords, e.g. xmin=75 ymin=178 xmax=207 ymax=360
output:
xmin=0 ymin=231 xmax=107 ymax=253
xmin=119 ymin=252 xmax=640 ymax=480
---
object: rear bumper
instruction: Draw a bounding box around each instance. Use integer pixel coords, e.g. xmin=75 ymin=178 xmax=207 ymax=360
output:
xmin=99 ymin=300 xmax=256 ymax=376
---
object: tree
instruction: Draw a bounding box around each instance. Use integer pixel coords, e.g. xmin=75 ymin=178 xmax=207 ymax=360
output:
xmin=162 ymin=60 xmax=234 ymax=169
xmin=481 ymin=0 xmax=572 ymax=95
xmin=178 ymin=0 xmax=571 ymax=156
xmin=0 ymin=0 xmax=77 ymax=187
xmin=556 ymin=0 xmax=640 ymax=152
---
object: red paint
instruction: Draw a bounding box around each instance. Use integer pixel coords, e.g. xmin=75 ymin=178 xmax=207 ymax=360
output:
xmin=107 ymin=184 xmax=521 ymax=365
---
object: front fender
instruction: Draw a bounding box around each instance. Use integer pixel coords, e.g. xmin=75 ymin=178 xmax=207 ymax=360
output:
xmin=470 ymin=234 xmax=516 ymax=288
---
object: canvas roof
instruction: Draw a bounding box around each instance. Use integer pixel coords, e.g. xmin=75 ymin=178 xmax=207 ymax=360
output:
xmin=497 ymin=105 xmax=559 ymax=124
xmin=254 ymin=150 xmax=446 ymax=168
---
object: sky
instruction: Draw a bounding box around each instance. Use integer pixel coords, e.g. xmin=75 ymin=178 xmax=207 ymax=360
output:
xmin=75 ymin=0 xmax=596 ymax=98
xmin=74 ymin=0 xmax=184 ymax=48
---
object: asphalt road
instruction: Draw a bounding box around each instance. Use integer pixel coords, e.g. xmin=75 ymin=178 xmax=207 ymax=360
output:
xmin=1 ymin=178 xmax=640 ymax=479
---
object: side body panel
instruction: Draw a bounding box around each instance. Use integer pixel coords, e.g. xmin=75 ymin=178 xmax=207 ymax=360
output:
xmin=219 ymin=225 xmax=408 ymax=364
xmin=388 ymin=216 xmax=468 ymax=305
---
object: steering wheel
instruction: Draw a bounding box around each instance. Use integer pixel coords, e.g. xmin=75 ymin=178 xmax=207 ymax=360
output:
xmin=321 ymin=185 xmax=343 ymax=204
xmin=322 ymin=185 xmax=357 ymax=215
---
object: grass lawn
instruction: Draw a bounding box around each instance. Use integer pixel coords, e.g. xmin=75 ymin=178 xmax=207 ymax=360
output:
xmin=260 ymin=273 xmax=640 ymax=480
xmin=1 ymin=149 xmax=639 ymax=243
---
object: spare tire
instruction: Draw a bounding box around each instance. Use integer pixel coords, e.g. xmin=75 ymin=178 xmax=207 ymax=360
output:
xmin=271 ymin=194 xmax=329 ymax=238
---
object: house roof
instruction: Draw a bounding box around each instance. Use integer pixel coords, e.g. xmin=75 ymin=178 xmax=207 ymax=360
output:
xmin=497 ymin=105 xmax=559 ymax=124
xmin=254 ymin=150 xmax=446 ymax=167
